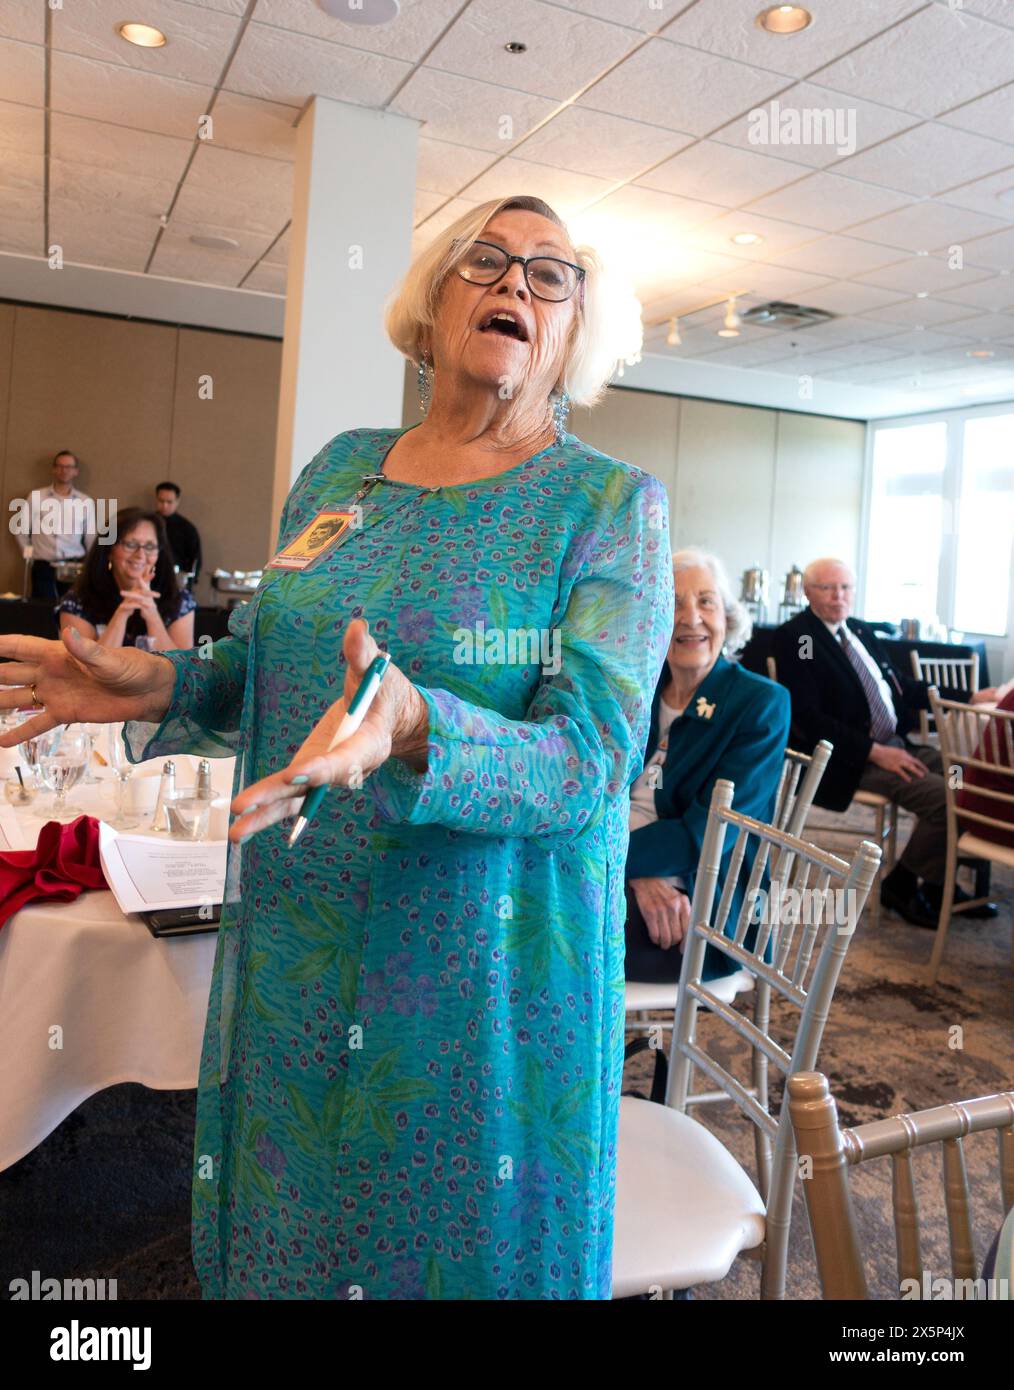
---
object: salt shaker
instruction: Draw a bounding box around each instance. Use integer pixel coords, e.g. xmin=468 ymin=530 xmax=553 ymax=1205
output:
xmin=152 ymin=759 xmax=176 ymax=832
xmin=196 ymin=759 xmax=213 ymax=800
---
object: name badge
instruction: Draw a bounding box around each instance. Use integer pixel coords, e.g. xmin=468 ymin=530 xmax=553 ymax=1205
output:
xmin=266 ymin=509 xmax=359 ymax=571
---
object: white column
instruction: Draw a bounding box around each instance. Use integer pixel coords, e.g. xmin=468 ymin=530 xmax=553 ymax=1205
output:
xmin=271 ymin=97 xmax=419 ymax=539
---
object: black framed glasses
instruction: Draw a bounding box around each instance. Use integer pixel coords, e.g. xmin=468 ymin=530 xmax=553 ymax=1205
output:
xmin=455 ymin=240 xmax=585 ymax=303
xmin=119 ymin=540 xmax=159 ymax=555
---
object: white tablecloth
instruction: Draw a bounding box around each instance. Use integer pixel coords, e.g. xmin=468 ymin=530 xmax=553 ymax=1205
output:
xmin=0 ymin=749 xmax=231 ymax=1171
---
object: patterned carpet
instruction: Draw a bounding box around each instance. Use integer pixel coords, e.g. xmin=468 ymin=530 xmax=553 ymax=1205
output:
xmin=1 ymin=803 xmax=1010 ymax=1301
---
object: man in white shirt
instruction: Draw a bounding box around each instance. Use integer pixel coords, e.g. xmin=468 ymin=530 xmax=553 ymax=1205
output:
xmin=773 ymin=558 xmax=997 ymax=929
xmin=17 ymin=451 xmax=97 ymax=599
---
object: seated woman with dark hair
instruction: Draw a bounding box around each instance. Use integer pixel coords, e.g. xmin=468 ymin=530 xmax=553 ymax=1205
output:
xmin=625 ymin=547 xmax=791 ymax=984
xmin=58 ymin=507 xmax=196 ymax=653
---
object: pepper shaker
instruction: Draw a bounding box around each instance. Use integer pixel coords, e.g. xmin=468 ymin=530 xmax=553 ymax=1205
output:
xmin=196 ymin=759 xmax=213 ymax=800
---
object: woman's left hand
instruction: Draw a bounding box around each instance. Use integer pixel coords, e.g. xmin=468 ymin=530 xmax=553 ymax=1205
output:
xmin=228 ymin=619 xmax=429 ymax=843
xmin=119 ymin=586 xmax=161 ymax=624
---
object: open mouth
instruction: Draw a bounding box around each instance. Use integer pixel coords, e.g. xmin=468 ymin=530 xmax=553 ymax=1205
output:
xmin=478 ymin=309 xmax=529 ymax=342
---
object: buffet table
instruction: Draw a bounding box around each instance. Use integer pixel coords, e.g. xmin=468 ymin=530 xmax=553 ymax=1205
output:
xmin=0 ymin=751 xmax=231 ymax=1171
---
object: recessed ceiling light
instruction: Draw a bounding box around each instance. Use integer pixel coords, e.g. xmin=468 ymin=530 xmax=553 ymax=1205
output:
xmin=967 ymin=349 xmax=994 ymax=359
xmin=756 ymin=5 xmax=812 ymax=34
xmin=916 ymin=291 xmax=929 ymax=299
xmin=190 ymin=233 xmax=240 ymax=251
xmin=731 ymin=232 xmax=763 ymax=246
xmin=315 ymin=0 xmax=400 ymax=23
xmin=117 ymin=21 xmax=167 ymax=47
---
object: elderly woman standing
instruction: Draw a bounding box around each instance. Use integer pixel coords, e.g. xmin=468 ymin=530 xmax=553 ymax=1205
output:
xmin=0 ymin=195 xmax=673 ymax=1300
xmin=625 ymin=548 xmax=790 ymax=984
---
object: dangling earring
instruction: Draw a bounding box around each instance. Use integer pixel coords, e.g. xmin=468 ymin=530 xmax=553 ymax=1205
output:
xmin=417 ymin=352 xmax=433 ymax=416
xmin=551 ymin=387 xmax=571 ymax=444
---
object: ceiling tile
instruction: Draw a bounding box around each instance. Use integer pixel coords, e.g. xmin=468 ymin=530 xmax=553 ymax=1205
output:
xmin=802 ymin=281 xmax=912 ymax=315
xmin=415 ymin=138 xmax=496 ymax=196
xmin=50 ymin=158 xmax=178 ymax=219
xmin=573 ymin=182 xmax=728 ymax=236
xmin=932 ymin=310 xmax=1014 ymax=339
xmin=769 ymin=233 xmax=904 ymax=277
xmin=546 ymin=0 xmax=673 ymax=32
xmin=391 ymin=68 xmax=558 ymax=151
xmin=951 ymin=0 xmax=1014 ymax=28
xmin=252 ymin=0 xmax=464 ymax=60
xmin=858 ymin=253 xmax=995 ymax=294
xmin=173 ymin=144 xmax=294 ymax=234
xmin=711 ymin=82 xmax=917 ymax=168
xmin=261 ymin=228 xmax=289 ymax=266
xmin=176 ymin=0 xmax=248 ymax=12
xmin=50 ymin=113 xmax=193 ymax=182
xmin=959 ymin=225 xmax=1014 ymax=271
xmin=521 ymin=107 xmax=693 ymax=182
xmin=855 ymin=296 xmax=980 ymax=329
xmin=636 ymin=140 xmax=809 ymax=207
xmin=933 ymin=274 xmax=1014 ymax=312
xmin=942 ymin=166 xmax=1014 ymax=220
xmin=861 ymin=326 xmax=979 ymax=354
xmin=744 ymin=171 xmax=915 ymax=233
xmin=814 ymin=6 xmax=1014 ymax=118
xmin=0 ymin=186 xmax=42 ymax=255
xmin=225 ymin=22 xmax=411 ymax=107
xmin=414 ymin=188 xmax=446 ymax=224
xmin=413 ymin=197 xmax=485 ymax=245
xmin=207 ymin=90 xmax=299 ymax=160
xmin=685 ymin=209 xmax=824 ymax=261
xmin=243 ymin=261 xmax=287 ymax=294
xmin=1 ymin=36 xmax=45 ymax=105
xmin=579 ymin=37 xmax=786 ymax=135
xmin=938 ymin=83 xmax=1014 ymax=140
xmin=846 ymin=200 xmax=1009 ymax=252
xmin=459 ymin=156 xmax=617 ymax=218
xmin=51 ymin=0 xmax=241 ymax=85
xmin=50 ymin=51 xmax=214 ymax=141
xmin=0 ymin=100 xmax=44 ymax=157
xmin=834 ymin=122 xmax=1014 ymax=197
xmin=48 ymin=200 xmax=158 ymax=272
xmin=426 ymin=0 xmax=641 ymax=101
xmin=0 ymin=150 xmax=44 ymax=194
xmin=149 ymin=232 xmax=261 ymax=287
xmin=696 ymin=264 xmax=833 ymax=300
xmin=662 ymin=0 xmax=925 ymax=78
xmin=161 ymin=214 xmax=276 ymax=261
xmin=0 ymin=0 xmax=45 ymax=44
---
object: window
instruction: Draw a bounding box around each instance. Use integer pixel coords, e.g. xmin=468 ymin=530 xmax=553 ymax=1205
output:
xmin=953 ymin=414 xmax=1014 ymax=638
xmin=866 ymin=422 xmax=946 ymax=625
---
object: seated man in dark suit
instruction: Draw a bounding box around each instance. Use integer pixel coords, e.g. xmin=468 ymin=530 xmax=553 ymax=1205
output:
xmin=773 ymin=557 xmax=999 ymax=929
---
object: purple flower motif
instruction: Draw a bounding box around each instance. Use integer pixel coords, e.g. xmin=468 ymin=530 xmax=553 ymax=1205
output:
xmin=359 ymin=969 xmax=392 ymax=1015
xmin=397 ymin=606 xmax=436 ymax=645
xmin=255 ymin=668 xmax=291 ymax=716
xmin=384 ymin=951 xmax=413 ymax=978
xmin=447 ymin=583 xmax=486 ymax=627
xmin=560 ymin=531 xmax=597 ymax=582
xmin=389 ymin=1257 xmax=426 ymax=1300
xmin=254 ymin=1133 xmax=287 ymax=1178
xmin=390 ymin=973 xmax=438 ymax=1018
xmin=509 ymin=1159 xmax=551 ymax=1222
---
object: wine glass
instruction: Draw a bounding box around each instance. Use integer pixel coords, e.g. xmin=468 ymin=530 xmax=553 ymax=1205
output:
xmin=106 ymin=723 xmax=139 ymax=829
xmin=18 ymin=722 xmax=54 ymax=806
xmin=38 ymin=728 xmax=90 ymax=818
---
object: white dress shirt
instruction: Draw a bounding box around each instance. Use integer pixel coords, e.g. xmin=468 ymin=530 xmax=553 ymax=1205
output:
xmin=19 ymin=486 xmax=96 ymax=562
xmin=629 ymin=693 xmax=686 ymax=891
xmin=824 ymin=618 xmax=897 ymax=720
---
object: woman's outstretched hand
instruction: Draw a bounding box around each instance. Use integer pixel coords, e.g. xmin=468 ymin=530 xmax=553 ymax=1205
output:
xmin=229 ymin=619 xmax=429 ymax=844
xmin=0 ymin=628 xmax=177 ymax=745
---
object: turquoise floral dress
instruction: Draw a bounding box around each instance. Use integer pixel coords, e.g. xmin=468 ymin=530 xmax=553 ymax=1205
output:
xmin=125 ymin=426 xmax=674 ymax=1299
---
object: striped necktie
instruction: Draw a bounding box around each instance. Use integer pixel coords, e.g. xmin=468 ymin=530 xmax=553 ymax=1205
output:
xmin=837 ymin=626 xmax=896 ymax=742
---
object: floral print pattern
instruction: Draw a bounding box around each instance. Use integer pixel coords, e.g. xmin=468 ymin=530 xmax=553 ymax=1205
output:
xmin=125 ymin=427 xmax=674 ymax=1299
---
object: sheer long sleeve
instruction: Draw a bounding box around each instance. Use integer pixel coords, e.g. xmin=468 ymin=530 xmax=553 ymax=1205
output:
xmin=369 ymin=472 xmax=674 ymax=847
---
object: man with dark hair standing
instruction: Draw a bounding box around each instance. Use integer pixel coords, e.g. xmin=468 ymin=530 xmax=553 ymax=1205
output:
xmin=154 ymin=481 xmax=202 ymax=587
xmin=19 ymin=451 xmax=96 ymax=599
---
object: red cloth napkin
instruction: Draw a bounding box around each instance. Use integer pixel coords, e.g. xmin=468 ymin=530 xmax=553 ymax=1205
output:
xmin=0 ymin=815 xmax=107 ymax=929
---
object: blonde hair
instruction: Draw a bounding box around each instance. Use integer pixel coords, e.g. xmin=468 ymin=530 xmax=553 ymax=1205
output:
xmin=672 ymin=547 xmax=753 ymax=656
xmin=384 ymin=195 xmax=639 ymax=432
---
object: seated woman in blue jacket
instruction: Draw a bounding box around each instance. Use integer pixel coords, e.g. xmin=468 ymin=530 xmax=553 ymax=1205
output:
xmin=625 ymin=547 xmax=791 ymax=983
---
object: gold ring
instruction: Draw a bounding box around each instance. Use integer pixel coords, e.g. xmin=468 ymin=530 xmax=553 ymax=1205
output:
xmin=30 ymin=683 xmax=42 ymax=708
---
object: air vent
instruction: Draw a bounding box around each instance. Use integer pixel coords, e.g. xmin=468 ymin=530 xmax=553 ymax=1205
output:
xmin=741 ymin=301 xmax=835 ymax=329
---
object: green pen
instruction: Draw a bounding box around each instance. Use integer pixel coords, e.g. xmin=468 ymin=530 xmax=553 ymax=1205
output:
xmin=286 ymin=652 xmax=391 ymax=847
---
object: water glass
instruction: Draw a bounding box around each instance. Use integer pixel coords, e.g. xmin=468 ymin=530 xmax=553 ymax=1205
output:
xmin=38 ymin=728 xmax=90 ymax=817
xmin=106 ymin=723 xmax=138 ymax=829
